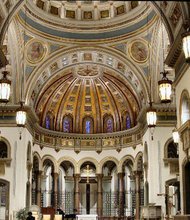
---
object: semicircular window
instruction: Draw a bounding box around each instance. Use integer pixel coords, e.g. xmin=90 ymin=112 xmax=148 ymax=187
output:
xmin=0 ymin=141 xmax=8 ymax=158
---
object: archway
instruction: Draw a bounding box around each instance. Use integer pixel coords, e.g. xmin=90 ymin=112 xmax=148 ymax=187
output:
xmin=184 ymin=162 xmax=190 ymax=214
xmin=79 ymin=161 xmax=96 ymax=215
xmin=0 ymin=179 xmax=9 ymax=220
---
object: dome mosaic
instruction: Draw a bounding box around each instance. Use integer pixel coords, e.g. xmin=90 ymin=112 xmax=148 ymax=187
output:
xmin=35 ymin=64 xmax=140 ymax=134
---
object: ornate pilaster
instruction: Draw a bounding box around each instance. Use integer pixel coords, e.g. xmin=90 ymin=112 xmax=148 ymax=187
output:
xmin=118 ymin=172 xmax=125 ymax=217
xmin=37 ymin=170 xmax=42 ymax=207
xmin=74 ymin=174 xmax=80 ymax=214
xmin=134 ymin=171 xmax=142 ymax=220
xmin=53 ymin=172 xmax=59 ymax=210
xmin=97 ymin=174 xmax=103 ymax=217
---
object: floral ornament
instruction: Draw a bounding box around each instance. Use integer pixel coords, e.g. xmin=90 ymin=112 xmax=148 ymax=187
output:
xmin=16 ymin=208 xmax=28 ymax=220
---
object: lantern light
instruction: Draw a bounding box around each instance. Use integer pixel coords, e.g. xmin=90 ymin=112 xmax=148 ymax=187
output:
xmin=158 ymin=71 xmax=172 ymax=103
xmin=182 ymin=28 xmax=190 ymax=63
xmin=16 ymin=101 xmax=26 ymax=127
xmin=0 ymin=71 xmax=11 ymax=103
xmin=146 ymin=103 xmax=157 ymax=128
xmin=172 ymin=127 xmax=179 ymax=144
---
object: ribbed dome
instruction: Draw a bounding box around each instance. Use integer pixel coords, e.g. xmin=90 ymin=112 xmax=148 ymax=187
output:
xmin=35 ymin=64 xmax=140 ymax=134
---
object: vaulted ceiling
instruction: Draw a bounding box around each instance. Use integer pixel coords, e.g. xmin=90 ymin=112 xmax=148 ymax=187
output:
xmin=0 ymin=1 xmax=187 ymax=135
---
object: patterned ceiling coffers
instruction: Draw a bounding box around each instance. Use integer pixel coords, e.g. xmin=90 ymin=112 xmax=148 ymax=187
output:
xmin=34 ymin=64 xmax=140 ymax=134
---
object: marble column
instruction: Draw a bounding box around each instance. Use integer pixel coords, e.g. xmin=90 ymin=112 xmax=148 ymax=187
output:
xmin=118 ymin=172 xmax=125 ymax=217
xmin=134 ymin=171 xmax=142 ymax=220
xmin=74 ymin=174 xmax=80 ymax=214
xmin=37 ymin=170 xmax=42 ymax=207
xmin=97 ymin=174 xmax=103 ymax=216
xmin=53 ymin=172 xmax=59 ymax=210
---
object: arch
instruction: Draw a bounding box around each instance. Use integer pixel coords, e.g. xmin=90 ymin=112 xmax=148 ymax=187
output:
xmin=0 ymin=137 xmax=11 ymax=159
xmin=182 ymin=158 xmax=190 ymax=214
xmin=32 ymin=152 xmax=42 ymax=170
xmin=25 ymin=46 xmax=149 ymax=107
xmin=100 ymin=157 xmax=119 ymax=173
xmin=164 ymin=138 xmax=179 ymax=158
xmin=57 ymin=156 xmax=77 ymax=172
xmin=119 ymin=155 xmax=135 ymax=172
xmin=180 ymin=90 xmax=190 ymax=126
xmin=0 ymin=179 xmax=9 ymax=220
xmin=41 ymin=155 xmax=58 ymax=173
xmin=77 ymin=157 xmax=99 ymax=174
xmin=134 ymin=152 xmax=143 ymax=171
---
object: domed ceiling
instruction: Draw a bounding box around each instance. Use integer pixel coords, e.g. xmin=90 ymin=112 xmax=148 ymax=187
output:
xmin=35 ymin=64 xmax=140 ymax=134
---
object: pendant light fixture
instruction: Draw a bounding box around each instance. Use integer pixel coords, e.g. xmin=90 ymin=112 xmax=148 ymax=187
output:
xmin=172 ymin=127 xmax=179 ymax=144
xmin=16 ymin=2 xmax=27 ymax=138
xmin=0 ymin=71 xmax=11 ymax=103
xmin=158 ymin=9 xmax=172 ymax=103
xmin=158 ymin=71 xmax=172 ymax=103
xmin=182 ymin=22 xmax=190 ymax=63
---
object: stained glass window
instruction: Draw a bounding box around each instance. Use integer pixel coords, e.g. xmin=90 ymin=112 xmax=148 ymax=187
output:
xmin=63 ymin=118 xmax=70 ymax=133
xmin=126 ymin=115 xmax=131 ymax=129
xmin=86 ymin=120 xmax=91 ymax=134
xmin=45 ymin=115 xmax=51 ymax=129
xmin=106 ymin=118 xmax=113 ymax=132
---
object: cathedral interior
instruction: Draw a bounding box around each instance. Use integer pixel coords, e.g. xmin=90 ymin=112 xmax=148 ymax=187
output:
xmin=0 ymin=1 xmax=190 ymax=220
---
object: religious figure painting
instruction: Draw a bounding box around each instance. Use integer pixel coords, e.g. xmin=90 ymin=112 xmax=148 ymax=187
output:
xmin=66 ymin=10 xmax=75 ymax=19
xmin=116 ymin=5 xmax=125 ymax=15
xmin=129 ymin=40 xmax=148 ymax=63
xmin=100 ymin=10 xmax=109 ymax=18
xmin=27 ymin=41 xmax=46 ymax=64
xmin=83 ymin=11 xmax=92 ymax=19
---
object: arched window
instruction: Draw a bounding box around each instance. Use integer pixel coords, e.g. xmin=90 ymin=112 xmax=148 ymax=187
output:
xmin=126 ymin=115 xmax=131 ymax=129
xmin=0 ymin=141 xmax=7 ymax=158
xmin=168 ymin=141 xmax=178 ymax=158
xmin=181 ymin=94 xmax=190 ymax=124
xmin=83 ymin=117 xmax=94 ymax=134
xmin=45 ymin=112 xmax=54 ymax=130
xmin=104 ymin=115 xmax=114 ymax=133
xmin=45 ymin=115 xmax=51 ymax=129
xmin=63 ymin=115 xmax=73 ymax=133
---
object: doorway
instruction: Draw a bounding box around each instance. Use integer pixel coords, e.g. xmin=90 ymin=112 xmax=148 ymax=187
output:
xmin=0 ymin=179 xmax=9 ymax=220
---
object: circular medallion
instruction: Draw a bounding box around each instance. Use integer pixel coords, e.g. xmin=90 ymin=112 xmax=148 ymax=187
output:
xmin=129 ymin=40 xmax=149 ymax=63
xmin=26 ymin=40 xmax=46 ymax=64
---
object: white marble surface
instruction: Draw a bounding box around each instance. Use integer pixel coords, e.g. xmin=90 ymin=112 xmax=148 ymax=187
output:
xmin=76 ymin=214 xmax=98 ymax=220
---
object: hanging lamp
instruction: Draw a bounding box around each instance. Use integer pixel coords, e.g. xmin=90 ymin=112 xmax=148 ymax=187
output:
xmin=172 ymin=127 xmax=179 ymax=144
xmin=0 ymin=71 xmax=11 ymax=103
xmin=158 ymin=71 xmax=172 ymax=103
xmin=146 ymin=102 xmax=157 ymax=128
xmin=182 ymin=26 xmax=190 ymax=63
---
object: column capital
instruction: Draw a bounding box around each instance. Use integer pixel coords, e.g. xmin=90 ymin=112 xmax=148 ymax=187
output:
xmin=96 ymin=173 xmax=103 ymax=178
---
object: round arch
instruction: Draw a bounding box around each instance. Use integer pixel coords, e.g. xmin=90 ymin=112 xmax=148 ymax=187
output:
xmin=179 ymin=89 xmax=190 ymax=126
xmin=118 ymin=155 xmax=134 ymax=173
xmin=41 ymin=154 xmax=58 ymax=173
xmin=77 ymin=157 xmax=99 ymax=174
xmin=57 ymin=156 xmax=77 ymax=172
xmin=99 ymin=157 xmax=119 ymax=173
xmin=134 ymin=151 xmax=143 ymax=171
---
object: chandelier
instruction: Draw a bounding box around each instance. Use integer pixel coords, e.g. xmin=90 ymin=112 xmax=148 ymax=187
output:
xmin=0 ymin=71 xmax=11 ymax=103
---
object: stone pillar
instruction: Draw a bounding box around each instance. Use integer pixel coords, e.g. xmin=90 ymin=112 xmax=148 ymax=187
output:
xmin=37 ymin=170 xmax=42 ymax=207
xmin=118 ymin=172 xmax=125 ymax=217
xmin=74 ymin=174 xmax=80 ymax=214
xmin=134 ymin=171 xmax=142 ymax=220
xmin=97 ymin=174 xmax=103 ymax=217
xmin=53 ymin=172 xmax=59 ymax=210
